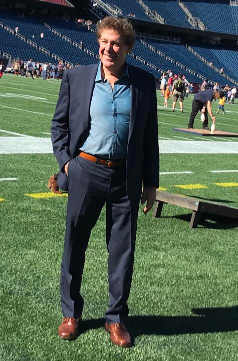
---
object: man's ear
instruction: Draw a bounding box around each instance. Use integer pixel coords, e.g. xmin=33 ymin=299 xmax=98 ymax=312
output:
xmin=127 ymin=46 xmax=133 ymax=54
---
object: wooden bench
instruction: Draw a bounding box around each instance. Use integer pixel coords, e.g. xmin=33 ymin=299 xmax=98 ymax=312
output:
xmin=153 ymin=190 xmax=238 ymax=229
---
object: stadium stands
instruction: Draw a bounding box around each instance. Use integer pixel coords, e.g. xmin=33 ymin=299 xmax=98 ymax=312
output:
xmin=0 ymin=12 xmax=97 ymax=65
xmin=0 ymin=23 xmax=52 ymax=63
xmin=209 ymin=48 xmax=238 ymax=81
xmin=184 ymin=0 xmax=238 ymax=34
xmin=0 ymin=2 xmax=237 ymax=85
xmin=104 ymin=0 xmax=151 ymax=21
xmin=190 ymin=45 xmax=238 ymax=83
xmin=142 ymin=0 xmax=191 ymax=28
xmin=145 ymin=39 xmax=232 ymax=84
xmin=37 ymin=0 xmax=73 ymax=6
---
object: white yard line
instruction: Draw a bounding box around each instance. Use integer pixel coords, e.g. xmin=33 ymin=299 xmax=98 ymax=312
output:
xmin=42 ymin=132 xmax=51 ymax=135
xmin=1 ymin=137 xmax=238 ymax=154
xmin=0 ymin=178 xmax=18 ymax=181
xmin=0 ymin=84 xmax=59 ymax=96
xmin=0 ymin=129 xmax=30 ymax=137
xmin=0 ymin=137 xmax=53 ymax=154
xmin=210 ymin=170 xmax=238 ymax=173
xmin=160 ymin=140 xmax=238 ymax=153
xmin=160 ymin=171 xmax=193 ymax=175
xmin=0 ymin=93 xmax=47 ymax=100
xmin=216 ymin=122 xmax=238 ymax=128
xmin=0 ymin=92 xmax=56 ymax=104
xmin=159 ymin=121 xmax=180 ymax=126
xmin=0 ymin=104 xmax=52 ymax=116
xmin=172 ymin=136 xmax=190 ymax=140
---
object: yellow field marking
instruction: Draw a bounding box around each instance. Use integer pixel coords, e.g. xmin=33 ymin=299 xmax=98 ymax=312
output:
xmin=158 ymin=186 xmax=167 ymax=191
xmin=175 ymin=184 xmax=208 ymax=190
xmin=25 ymin=192 xmax=68 ymax=199
xmin=215 ymin=182 xmax=238 ymax=187
xmin=0 ymin=198 xmax=5 ymax=202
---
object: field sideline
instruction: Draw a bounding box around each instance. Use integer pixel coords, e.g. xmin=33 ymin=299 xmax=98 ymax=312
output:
xmin=0 ymin=74 xmax=238 ymax=361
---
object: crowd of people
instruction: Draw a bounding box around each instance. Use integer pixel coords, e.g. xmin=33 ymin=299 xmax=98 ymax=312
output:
xmin=160 ymin=70 xmax=237 ymax=109
xmin=6 ymin=59 xmax=72 ymax=80
xmin=160 ymin=70 xmax=193 ymax=112
xmin=158 ymin=69 xmax=237 ymax=131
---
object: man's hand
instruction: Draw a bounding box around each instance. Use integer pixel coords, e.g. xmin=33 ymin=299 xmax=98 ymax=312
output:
xmin=141 ymin=187 xmax=156 ymax=215
xmin=207 ymin=101 xmax=215 ymax=122
xmin=64 ymin=161 xmax=69 ymax=176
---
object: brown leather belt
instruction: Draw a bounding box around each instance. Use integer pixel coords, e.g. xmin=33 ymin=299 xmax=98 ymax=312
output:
xmin=79 ymin=151 xmax=125 ymax=168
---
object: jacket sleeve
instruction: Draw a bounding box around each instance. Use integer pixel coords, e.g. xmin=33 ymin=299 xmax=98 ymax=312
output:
xmin=142 ymin=75 xmax=159 ymax=188
xmin=51 ymin=70 xmax=72 ymax=171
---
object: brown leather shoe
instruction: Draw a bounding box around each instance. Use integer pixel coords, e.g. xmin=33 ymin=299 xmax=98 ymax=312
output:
xmin=47 ymin=174 xmax=62 ymax=194
xmin=58 ymin=317 xmax=80 ymax=340
xmin=105 ymin=323 xmax=131 ymax=347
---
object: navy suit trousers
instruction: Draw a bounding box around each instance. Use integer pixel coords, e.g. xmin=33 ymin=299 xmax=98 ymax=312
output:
xmin=60 ymin=156 xmax=140 ymax=323
xmin=188 ymin=99 xmax=208 ymax=128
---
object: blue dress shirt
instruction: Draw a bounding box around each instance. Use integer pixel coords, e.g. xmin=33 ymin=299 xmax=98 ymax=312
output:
xmin=80 ymin=63 xmax=131 ymax=159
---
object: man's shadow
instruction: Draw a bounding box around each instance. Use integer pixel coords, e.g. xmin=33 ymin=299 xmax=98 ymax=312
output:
xmin=80 ymin=306 xmax=238 ymax=336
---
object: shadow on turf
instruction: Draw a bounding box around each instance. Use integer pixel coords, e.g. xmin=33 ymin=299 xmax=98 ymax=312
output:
xmin=173 ymin=213 xmax=238 ymax=229
xmin=127 ymin=306 xmax=238 ymax=336
xmin=188 ymin=196 xmax=234 ymax=204
xmin=78 ymin=306 xmax=238 ymax=337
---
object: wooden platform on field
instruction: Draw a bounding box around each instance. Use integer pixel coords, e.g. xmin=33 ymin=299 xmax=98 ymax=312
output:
xmin=153 ymin=190 xmax=238 ymax=229
xmin=173 ymin=128 xmax=238 ymax=137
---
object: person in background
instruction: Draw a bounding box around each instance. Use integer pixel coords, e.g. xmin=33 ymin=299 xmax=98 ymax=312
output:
xmin=164 ymin=84 xmax=170 ymax=108
xmin=51 ymin=16 xmax=159 ymax=348
xmin=216 ymin=95 xmax=226 ymax=114
xmin=0 ymin=62 xmax=4 ymax=78
xmin=230 ymin=87 xmax=237 ymax=104
xmin=171 ymin=74 xmax=185 ymax=112
xmin=200 ymin=79 xmax=208 ymax=91
xmin=223 ymin=84 xmax=229 ymax=102
xmin=42 ymin=63 xmax=48 ymax=80
xmin=160 ymin=72 xmax=167 ymax=96
xmin=227 ymin=88 xmax=232 ymax=103
xmin=188 ymin=89 xmax=224 ymax=130
xmin=168 ymin=73 xmax=174 ymax=92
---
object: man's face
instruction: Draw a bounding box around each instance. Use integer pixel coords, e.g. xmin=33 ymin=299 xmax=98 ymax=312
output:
xmin=98 ymin=28 xmax=130 ymax=74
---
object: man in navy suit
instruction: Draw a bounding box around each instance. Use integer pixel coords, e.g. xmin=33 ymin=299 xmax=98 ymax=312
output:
xmin=51 ymin=16 xmax=159 ymax=347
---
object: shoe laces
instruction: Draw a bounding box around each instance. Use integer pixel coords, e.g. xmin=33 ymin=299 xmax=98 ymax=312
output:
xmin=63 ymin=317 xmax=79 ymax=323
xmin=116 ymin=323 xmax=126 ymax=329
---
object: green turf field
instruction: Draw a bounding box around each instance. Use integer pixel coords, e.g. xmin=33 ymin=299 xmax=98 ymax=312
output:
xmin=0 ymin=74 xmax=238 ymax=361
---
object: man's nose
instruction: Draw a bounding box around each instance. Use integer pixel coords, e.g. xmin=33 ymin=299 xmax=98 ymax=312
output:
xmin=105 ymin=42 xmax=113 ymax=51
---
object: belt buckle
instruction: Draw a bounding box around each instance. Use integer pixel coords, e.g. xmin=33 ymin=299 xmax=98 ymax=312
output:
xmin=106 ymin=160 xmax=113 ymax=168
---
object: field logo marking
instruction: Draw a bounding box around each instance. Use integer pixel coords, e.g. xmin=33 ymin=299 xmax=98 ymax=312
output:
xmin=215 ymin=182 xmax=238 ymax=187
xmin=25 ymin=192 xmax=68 ymax=199
xmin=175 ymin=184 xmax=208 ymax=189
xmin=158 ymin=187 xmax=168 ymax=191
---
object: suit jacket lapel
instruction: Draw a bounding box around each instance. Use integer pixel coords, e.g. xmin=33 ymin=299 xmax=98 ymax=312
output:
xmin=81 ymin=64 xmax=98 ymax=122
xmin=128 ymin=66 xmax=139 ymax=141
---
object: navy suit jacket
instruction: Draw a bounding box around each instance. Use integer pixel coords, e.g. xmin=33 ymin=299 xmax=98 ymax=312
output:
xmin=51 ymin=63 xmax=159 ymax=201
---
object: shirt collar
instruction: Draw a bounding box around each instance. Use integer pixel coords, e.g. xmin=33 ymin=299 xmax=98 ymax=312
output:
xmin=95 ymin=62 xmax=129 ymax=83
